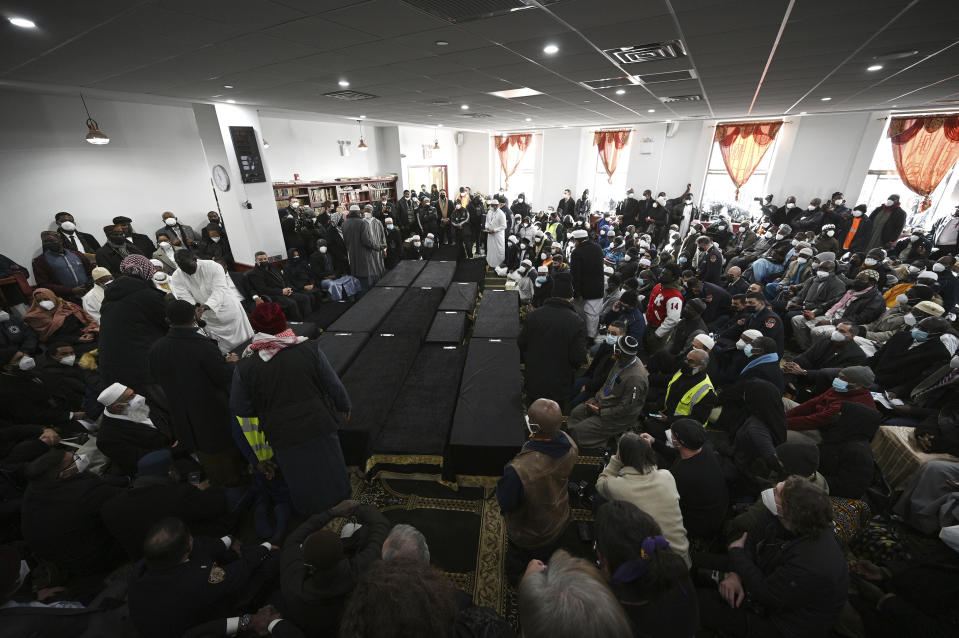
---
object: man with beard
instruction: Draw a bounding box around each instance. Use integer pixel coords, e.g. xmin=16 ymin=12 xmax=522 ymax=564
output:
xmin=96 ymin=382 xmax=173 ymax=476
xmin=96 ymin=224 xmax=147 ymax=276
xmin=54 ymin=211 xmax=101 ymax=254
xmin=113 ymin=216 xmax=156 ymax=256
xmin=435 ymin=189 xmax=453 ymax=245
xmin=396 ymin=189 xmax=416 ymax=236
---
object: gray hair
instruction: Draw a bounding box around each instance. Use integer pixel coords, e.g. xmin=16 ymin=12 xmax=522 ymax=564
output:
xmin=382 ymin=524 xmax=430 ymax=564
xmin=519 ymin=550 xmax=632 ymax=638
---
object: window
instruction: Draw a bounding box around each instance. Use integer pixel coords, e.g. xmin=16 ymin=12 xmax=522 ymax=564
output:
xmin=857 ymin=121 xmax=956 ymax=229
xmin=497 ymin=136 xmax=536 ymax=202
xmin=588 ymin=141 xmax=632 ymax=213
xmin=700 ymin=131 xmax=779 ymax=223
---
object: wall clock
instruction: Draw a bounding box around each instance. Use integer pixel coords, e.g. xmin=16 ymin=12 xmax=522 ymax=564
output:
xmin=212 ymin=164 xmax=231 ymax=191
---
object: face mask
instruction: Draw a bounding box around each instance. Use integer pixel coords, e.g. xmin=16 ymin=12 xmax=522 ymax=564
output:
xmin=909 ymin=235 xmax=920 ymax=243
xmin=413 ymin=242 xmax=421 ymax=248
xmin=60 ymin=221 xmax=76 ymax=232
xmin=256 ymin=262 xmax=269 ymax=268
xmin=785 ymin=202 xmax=795 ymax=209
xmin=903 ymin=312 xmax=917 ymax=326
xmin=933 ymin=263 xmax=946 ymax=273
xmin=797 ymin=257 xmax=808 ymax=264
xmin=518 ymin=197 xmax=524 ymax=203
xmin=834 ymin=199 xmax=844 ymax=206
xmin=743 ymin=344 xmax=753 ymax=357
xmin=951 ymin=355 xmax=959 ymax=369
xmin=73 ymin=453 xmax=90 ymax=474
xmin=520 ymin=242 xmax=528 ymax=249
xmin=790 ymin=239 xmax=799 ymax=246
xmin=863 ymin=258 xmax=877 ymax=266
xmin=38 ymin=300 xmax=55 ymax=311
xmin=624 ymin=255 xmax=632 ymax=262
xmin=58 ymin=354 xmax=76 ymax=367
xmin=536 ymin=276 xmax=547 ymax=284
xmin=830 ymin=330 xmax=847 ymax=343
xmin=18 ymin=356 xmax=36 ymax=371
xmin=761 ymin=488 xmax=780 ymax=516
xmin=210 ymin=236 xmax=220 ymax=243
xmin=807 ymin=205 xmax=816 ymax=211
xmin=832 ymin=377 xmax=849 ymax=392
xmin=826 ymin=230 xmax=835 ymax=237
xmin=165 ymin=217 xmax=178 ymax=226
xmin=657 ymin=196 xmax=667 ymax=205
xmin=628 ymin=192 xmax=636 ymax=199
xmin=816 ymin=270 xmax=829 ymax=280
xmin=159 ymin=241 xmax=171 ymax=249
xmin=853 ymin=210 xmax=863 ymax=217
xmin=678 ymin=257 xmax=688 ymax=264
xmin=885 ymin=199 xmax=895 ymax=207
xmin=764 ymin=231 xmax=773 ymax=239
xmin=425 ymin=240 xmax=434 ymax=247
xmin=0 ymin=311 xmax=8 ymax=323
xmin=540 ymin=252 xmax=548 ymax=260
xmin=735 ymin=339 xmax=746 ymax=351
xmin=604 ymin=333 xmax=618 ymax=345
xmin=911 ymin=328 xmax=929 ymax=342
xmin=318 ymin=246 xmax=328 ymax=254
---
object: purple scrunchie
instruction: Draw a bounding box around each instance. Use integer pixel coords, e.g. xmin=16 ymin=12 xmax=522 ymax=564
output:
xmin=611 ymin=535 xmax=670 ymax=584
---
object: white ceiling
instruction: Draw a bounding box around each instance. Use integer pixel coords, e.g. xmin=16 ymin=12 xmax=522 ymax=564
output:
xmin=1 ymin=0 xmax=958 ymax=130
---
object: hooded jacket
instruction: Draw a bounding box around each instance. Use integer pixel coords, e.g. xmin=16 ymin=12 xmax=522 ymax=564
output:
xmin=97 ymin=274 xmax=169 ymax=389
xmin=818 ymin=401 xmax=882 ymax=499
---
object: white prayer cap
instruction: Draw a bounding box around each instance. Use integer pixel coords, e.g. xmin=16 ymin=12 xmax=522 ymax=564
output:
xmin=384 ymin=217 xmax=393 ymax=224
xmin=917 ymin=270 xmax=938 ymax=282
xmin=521 ymin=259 xmax=533 ymax=268
xmin=411 ymin=235 xmax=421 ymax=241
xmin=349 ymin=204 xmax=360 ymax=212
xmin=694 ymin=334 xmax=715 ymax=350
xmin=97 ymin=382 xmax=128 ymax=406
xmin=742 ymin=329 xmax=763 ymax=340
xmin=537 ymin=265 xmax=549 ymax=274
xmin=571 ymin=229 xmax=588 ymax=239
xmin=427 ymin=233 xmax=435 ymax=239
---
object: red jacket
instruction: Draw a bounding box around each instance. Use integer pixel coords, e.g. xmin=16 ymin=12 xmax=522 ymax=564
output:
xmin=646 ymin=283 xmax=683 ymax=327
xmin=787 ymin=387 xmax=876 ymax=431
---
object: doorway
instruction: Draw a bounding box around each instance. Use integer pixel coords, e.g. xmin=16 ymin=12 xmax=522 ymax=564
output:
xmin=408 ymin=165 xmax=448 ymax=196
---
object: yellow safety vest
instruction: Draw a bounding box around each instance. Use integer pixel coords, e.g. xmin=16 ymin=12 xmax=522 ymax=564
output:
xmin=665 ymin=371 xmax=715 ymax=422
xmin=236 ymin=416 xmax=274 ymax=461
xmin=546 ymin=222 xmax=562 ymax=239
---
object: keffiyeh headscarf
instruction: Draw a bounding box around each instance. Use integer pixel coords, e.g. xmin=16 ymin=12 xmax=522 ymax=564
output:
xmin=120 ymin=254 xmax=157 ymax=280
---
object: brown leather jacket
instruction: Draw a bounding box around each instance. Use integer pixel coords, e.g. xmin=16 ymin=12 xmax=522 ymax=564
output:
xmin=505 ymin=432 xmax=578 ymax=548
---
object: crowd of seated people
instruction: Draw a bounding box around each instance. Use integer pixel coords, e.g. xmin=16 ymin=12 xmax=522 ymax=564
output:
xmin=0 ymin=187 xmax=956 ymax=637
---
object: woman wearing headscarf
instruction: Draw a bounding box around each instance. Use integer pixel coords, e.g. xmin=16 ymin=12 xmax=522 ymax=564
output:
xmin=723 ymin=378 xmax=787 ymax=489
xmin=22 ymin=288 xmax=99 ymax=351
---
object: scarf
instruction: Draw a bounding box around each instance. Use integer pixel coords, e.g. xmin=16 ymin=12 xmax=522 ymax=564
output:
xmin=826 ymin=286 xmax=872 ymax=319
xmin=23 ymin=288 xmax=98 ymax=341
xmin=438 ymin=197 xmax=449 ymax=218
xmin=741 ymin=352 xmax=779 ymax=374
xmin=243 ymin=329 xmax=306 ymax=361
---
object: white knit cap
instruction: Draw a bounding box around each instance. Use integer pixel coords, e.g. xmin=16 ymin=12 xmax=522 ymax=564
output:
xmin=349 ymin=204 xmax=360 ymax=212
xmin=97 ymin=382 xmax=128 ymax=406
xmin=694 ymin=334 xmax=715 ymax=350
xmin=742 ymin=329 xmax=763 ymax=340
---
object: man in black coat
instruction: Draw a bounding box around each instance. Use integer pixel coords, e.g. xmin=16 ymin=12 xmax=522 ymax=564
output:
xmin=744 ymin=291 xmax=785 ymax=355
xmin=617 ymin=189 xmax=643 ymax=229
xmin=149 ymin=300 xmax=248 ymax=485
xmin=569 ymin=229 xmax=605 ymax=339
xmin=556 ymin=188 xmax=575 ymax=218
xmin=866 ymin=194 xmax=907 ymax=250
xmin=694 ymin=235 xmax=724 ymax=285
xmin=247 ymin=252 xmax=311 ymax=321
xmin=519 ymin=273 xmax=587 ymax=410
xmin=54 ymin=211 xmax=101 ymax=254
xmin=818 ymin=402 xmax=882 ymax=499
xmin=96 ymin=382 xmax=173 ymax=476
xmin=783 ymin=321 xmax=868 ymax=400
xmin=20 ymin=448 xmax=125 ymax=578
xmin=113 ymin=216 xmax=156 ymax=256
xmin=396 ymin=190 xmax=416 ymax=235
xmin=101 ymin=449 xmax=229 ymax=559
xmin=0 ymin=347 xmax=85 ymax=427
xmin=96 ymin=224 xmax=147 ymax=276
xmin=686 ymin=277 xmax=732 ymax=327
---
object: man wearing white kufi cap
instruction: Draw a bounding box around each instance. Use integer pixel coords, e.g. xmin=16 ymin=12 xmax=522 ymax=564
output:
xmin=95 ymin=382 xmax=171 ymax=475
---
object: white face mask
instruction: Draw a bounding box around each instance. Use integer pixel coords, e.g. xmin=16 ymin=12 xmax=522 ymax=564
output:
xmin=864 ymin=258 xmax=877 ymax=266
xmin=785 ymin=202 xmax=795 ymax=209
xmin=951 ymin=355 xmax=959 ymax=369
xmin=790 ymin=239 xmax=799 ymax=246
xmin=210 ymin=236 xmax=220 ymax=243
xmin=853 ymin=210 xmax=863 ymax=217
xmin=933 ymin=263 xmax=946 ymax=273
xmin=159 ymin=241 xmax=171 ymax=249
xmin=518 ymin=197 xmax=524 ymax=203
xmin=0 ymin=311 xmax=8 ymax=322
xmin=663 ymin=428 xmax=676 ymax=449
xmin=657 ymin=196 xmax=667 ymax=205
xmin=761 ymin=488 xmax=780 ymax=516
xmin=624 ymin=254 xmax=632 ymax=262
xmin=290 ymin=201 xmax=299 ymax=208
xmin=628 ymin=192 xmax=636 ymax=199
xmin=38 ymin=300 xmax=56 ymax=311
xmin=807 ymin=205 xmax=816 ymax=211
xmin=18 ymin=356 xmax=36 ymax=371
xmin=830 ymin=330 xmax=847 ymax=342
xmin=413 ymin=242 xmax=421 ymax=248
xmin=834 ymin=199 xmax=844 ymax=206
xmin=903 ymin=313 xmax=917 ymax=326
xmin=885 ymin=199 xmax=895 ymax=207
xmin=816 ymin=270 xmax=829 ymax=279
xmin=59 ymin=354 xmax=76 ymax=366
xmin=60 ymin=221 xmax=76 ymax=232
xmin=319 ymin=246 xmax=328 ymax=254
xmin=896 ymin=293 xmax=909 ymax=305
xmin=797 ymin=257 xmax=808 ymax=264
xmin=165 ymin=217 xmax=178 ymax=226
xmin=127 ymin=394 xmax=147 ymax=414
xmin=540 ymin=252 xmax=547 ymax=260
xmin=826 ymin=230 xmax=835 ymax=237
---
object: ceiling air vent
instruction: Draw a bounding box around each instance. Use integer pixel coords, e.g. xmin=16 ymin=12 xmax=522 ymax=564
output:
xmin=634 ymin=69 xmax=697 ymax=84
xmin=323 ymin=90 xmax=378 ymax=101
xmin=580 ymin=75 xmax=640 ymax=90
xmin=603 ymin=41 xmax=687 ymax=64
xmin=460 ymin=112 xmax=493 ymax=118
xmin=659 ymin=94 xmax=703 ymax=103
xmin=401 ymin=0 xmax=563 ymax=24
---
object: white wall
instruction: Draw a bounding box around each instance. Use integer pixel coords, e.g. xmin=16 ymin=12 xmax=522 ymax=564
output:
xmin=457 ymin=131 xmax=492 ymax=194
xmin=397 ymin=125 xmax=458 ymax=195
xmin=538 ymin=129 xmax=583 ymax=207
xmin=259 ymin=116 xmax=383 ymax=182
xmin=0 ymin=90 xmax=217 ymax=280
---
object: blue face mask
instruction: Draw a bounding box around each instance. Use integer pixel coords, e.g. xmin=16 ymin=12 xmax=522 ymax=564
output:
xmin=832 ymin=377 xmax=848 ymax=392
xmin=911 ymin=328 xmax=930 ymax=342
xmin=637 ymin=279 xmax=644 ymax=286
xmin=536 ymin=276 xmax=547 ymax=284
xmin=678 ymin=257 xmax=688 ymax=264
xmin=743 ymin=344 xmax=753 ymax=357
xmin=605 ymin=334 xmax=618 ymax=345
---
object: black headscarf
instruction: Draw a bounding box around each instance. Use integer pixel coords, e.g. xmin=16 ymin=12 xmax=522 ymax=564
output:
xmin=744 ymin=378 xmax=786 ymax=445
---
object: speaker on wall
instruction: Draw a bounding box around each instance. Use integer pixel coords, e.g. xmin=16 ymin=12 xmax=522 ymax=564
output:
xmin=455 ymin=132 xmax=465 ymax=146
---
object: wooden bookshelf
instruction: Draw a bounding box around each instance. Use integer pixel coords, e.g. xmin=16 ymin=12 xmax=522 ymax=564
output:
xmin=273 ymin=177 xmax=398 ymax=210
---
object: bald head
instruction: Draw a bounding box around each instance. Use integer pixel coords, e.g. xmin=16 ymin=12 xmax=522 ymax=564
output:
xmin=688 ymin=349 xmax=709 ymax=368
xmin=528 ymin=398 xmax=562 ymax=436
xmin=727 ymin=266 xmax=741 ymax=279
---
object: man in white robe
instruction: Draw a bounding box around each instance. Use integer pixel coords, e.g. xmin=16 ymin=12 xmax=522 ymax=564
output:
xmin=363 ymin=205 xmax=386 ymax=282
xmin=81 ymin=266 xmax=113 ymax=322
xmin=170 ymin=253 xmax=252 ymax=353
xmin=485 ymin=198 xmax=507 ymax=269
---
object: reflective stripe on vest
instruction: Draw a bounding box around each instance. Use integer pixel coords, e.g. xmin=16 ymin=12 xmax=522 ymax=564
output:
xmin=237 ymin=416 xmax=274 ymax=461
xmin=666 ymin=371 xmax=714 ymax=418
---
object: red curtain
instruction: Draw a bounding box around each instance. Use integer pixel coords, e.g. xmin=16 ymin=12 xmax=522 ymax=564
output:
xmin=713 ymin=121 xmax=782 ymax=200
xmin=493 ymin=134 xmax=533 ymax=189
xmin=888 ymin=115 xmax=959 ymax=211
xmin=593 ymin=129 xmax=631 ymax=183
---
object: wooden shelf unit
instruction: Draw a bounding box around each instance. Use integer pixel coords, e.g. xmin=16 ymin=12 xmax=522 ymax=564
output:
xmin=273 ymin=177 xmax=398 ymax=210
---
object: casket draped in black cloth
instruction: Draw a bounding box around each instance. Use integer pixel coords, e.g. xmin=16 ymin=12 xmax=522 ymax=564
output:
xmin=471 ymin=289 xmax=520 ymax=339
xmin=306 ymin=300 xmax=354 ymax=331
xmin=448 ymin=338 xmax=525 ymax=476
xmin=338 ymin=334 xmax=421 ymax=465
xmin=327 ymin=286 xmax=404 ymax=334
xmin=429 ymin=245 xmax=460 ymax=261
xmin=438 ymin=282 xmax=478 ymax=312
xmin=453 ymin=258 xmax=486 ymax=289
xmin=371 ymin=344 xmax=468 ymax=471
xmin=316 ymin=332 xmax=370 ymax=377
xmin=378 ymin=287 xmax=444 ymax=340
xmin=412 ymin=260 xmax=456 ymax=290
xmin=374 ymin=260 xmax=427 ymax=288
xmin=425 ymin=311 xmax=467 ymax=344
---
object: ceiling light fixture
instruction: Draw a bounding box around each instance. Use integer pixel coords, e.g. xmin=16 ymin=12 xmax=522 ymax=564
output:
xmin=356 ymin=119 xmax=368 ymax=151
xmin=525 ymin=117 xmax=532 ymax=122
xmin=820 ymin=97 xmax=831 ymax=101
xmin=223 ymin=84 xmax=234 ymax=89
xmin=460 ymin=104 xmax=469 ymax=110
xmin=80 ymin=95 xmax=109 ymax=145
xmin=489 ymin=87 xmax=543 ymax=99
xmin=866 ymin=64 xmax=883 ymax=71
xmin=435 ymin=40 xmax=448 ymax=46
xmin=543 ymin=44 xmax=559 ymax=55
xmin=359 ymin=115 xmax=366 ymax=119
xmin=226 ymin=99 xmax=236 ymax=104
xmin=338 ymin=80 xmax=350 ymax=87
xmin=615 ymin=89 xmax=626 ymax=95
xmin=437 ymin=123 xmax=444 ymax=127
xmin=647 ymin=109 xmax=655 ymax=113
xmin=433 ymin=126 xmax=441 ymax=150
xmin=799 ymin=111 xmax=807 ymax=115
xmin=8 ymin=17 xmax=36 ymax=28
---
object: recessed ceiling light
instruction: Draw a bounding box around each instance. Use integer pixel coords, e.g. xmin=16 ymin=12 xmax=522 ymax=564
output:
xmin=437 ymin=124 xmax=444 ymax=127
xmin=866 ymin=64 xmax=883 ymax=71
xmin=562 ymin=125 xmax=570 ymax=129
xmin=489 ymin=87 xmax=543 ymax=99
xmin=647 ymin=109 xmax=655 ymax=113
xmin=435 ymin=40 xmax=449 ymax=46
xmin=226 ymin=99 xmax=236 ymax=104
xmin=223 ymin=85 xmax=234 ymax=89
xmin=8 ymin=17 xmax=36 ymax=28
xmin=525 ymin=117 xmax=532 ymax=122
xmin=338 ymin=80 xmax=350 ymax=87
xmin=799 ymin=111 xmax=807 ymax=115
xmin=543 ymin=44 xmax=559 ymax=55
xmin=460 ymin=104 xmax=469 ymax=110
xmin=615 ymin=89 xmax=626 ymax=95
xmin=584 ymin=100 xmax=591 ymax=103
xmin=820 ymin=97 xmax=832 ymax=101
